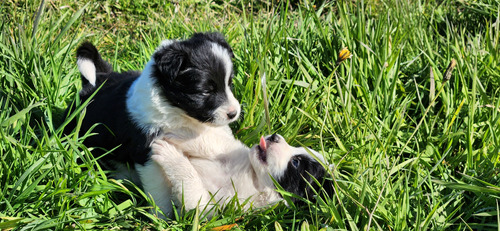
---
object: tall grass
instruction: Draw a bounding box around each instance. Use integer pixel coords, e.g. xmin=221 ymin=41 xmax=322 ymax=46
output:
xmin=1 ymin=0 xmax=499 ymax=230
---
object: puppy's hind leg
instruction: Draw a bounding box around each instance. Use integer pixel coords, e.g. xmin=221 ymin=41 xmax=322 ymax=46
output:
xmin=136 ymin=159 xmax=175 ymax=219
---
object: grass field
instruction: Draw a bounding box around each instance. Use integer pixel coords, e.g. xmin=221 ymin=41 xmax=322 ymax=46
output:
xmin=1 ymin=0 xmax=500 ymax=230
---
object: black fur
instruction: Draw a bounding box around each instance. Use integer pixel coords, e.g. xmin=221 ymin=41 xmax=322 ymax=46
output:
xmin=278 ymin=154 xmax=334 ymax=204
xmin=67 ymin=50 xmax=148 ymax=165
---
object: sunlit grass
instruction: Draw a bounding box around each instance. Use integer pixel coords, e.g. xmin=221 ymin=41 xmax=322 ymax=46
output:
xmin=1 ymin=0 xmax=499 ymax=230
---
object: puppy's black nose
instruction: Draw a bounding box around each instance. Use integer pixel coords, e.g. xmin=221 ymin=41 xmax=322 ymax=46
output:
xmin=269 ymin=133 xmax=279 ymax=143
xmin=227 ymin=110 xmax=237 ymax=119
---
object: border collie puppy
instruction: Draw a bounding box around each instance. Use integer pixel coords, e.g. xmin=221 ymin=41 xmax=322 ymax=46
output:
xmin=149 ymin=134 xmax=333 ymax=218
xmin=65 ymin=32 xmax=240 ymax=184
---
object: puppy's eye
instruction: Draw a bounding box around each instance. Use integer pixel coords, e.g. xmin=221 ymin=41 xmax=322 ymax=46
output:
xmin=291 ymin=158 xmax=300 ymax=168
xmin=199 ymin=86 xmax=215 ymax=96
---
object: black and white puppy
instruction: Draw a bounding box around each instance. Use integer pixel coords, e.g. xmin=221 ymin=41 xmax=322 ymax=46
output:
xmin=150 ymin=134 xmax=333 ymax=218
xmin=65 ymin=32 xmax=240 ymax=184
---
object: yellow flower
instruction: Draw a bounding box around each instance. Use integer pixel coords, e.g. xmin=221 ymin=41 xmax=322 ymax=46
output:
xmin=443 ymin=59 xmax=456 ymax=83
xmin=336 ymin=47 xmax=352 ymax=65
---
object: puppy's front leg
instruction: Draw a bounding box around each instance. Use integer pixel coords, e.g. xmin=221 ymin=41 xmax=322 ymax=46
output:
xmin=162 ymin=128 xmax=242 ymax=158
xmin=150 ymin=139 xmax=213 ymax=215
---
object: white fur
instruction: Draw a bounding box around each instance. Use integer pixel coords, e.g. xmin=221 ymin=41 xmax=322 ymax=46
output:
xmin=136 ymin=159 xmax=175 ymax=219
xmin=247 ymin=134 xmax=296 ymax=182
xmin=77 ymin=58 xmax=96 ymax=86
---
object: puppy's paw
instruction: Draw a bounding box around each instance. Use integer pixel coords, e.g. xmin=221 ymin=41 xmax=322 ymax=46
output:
xmin=151 ymin=139 xmax=183 ymax=159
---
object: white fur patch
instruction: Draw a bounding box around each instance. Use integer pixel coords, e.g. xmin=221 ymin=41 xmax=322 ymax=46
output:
xmin=210 ymin=42 xmax=241 ymax=125
xmin=77 ymin=58 xmax=96 ymax=86
xmin=211 ymin=92 xmax=240 ymax=126
xmin=210 ymin=43 xmax=232 ymax=80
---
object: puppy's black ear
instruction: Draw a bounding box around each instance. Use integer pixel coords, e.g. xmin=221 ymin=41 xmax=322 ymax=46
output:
xmin=153 ymin=43 xmax=188 ymax=83
xmin=194 ymin=32 xmax=234 ymax=58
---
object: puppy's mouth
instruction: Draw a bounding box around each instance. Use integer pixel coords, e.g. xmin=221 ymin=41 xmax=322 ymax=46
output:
xmin=256 ymin=136 xmax=268 ymax=164
xmin=255 ymin=134 xmax=281 ymax=164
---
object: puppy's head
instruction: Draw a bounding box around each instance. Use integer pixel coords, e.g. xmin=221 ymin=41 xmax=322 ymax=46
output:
xmin=151 ymin=32 xmax=240 ymax=126
xmin=249 ymin=134 xmax=333 ymax=204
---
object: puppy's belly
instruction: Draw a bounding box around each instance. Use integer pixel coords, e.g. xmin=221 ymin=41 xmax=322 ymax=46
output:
xmin=190 ymin=158 xmax=232 ymax=194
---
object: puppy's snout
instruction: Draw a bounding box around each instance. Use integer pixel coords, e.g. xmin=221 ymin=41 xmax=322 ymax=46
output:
xmin=269 ymin=133 xmax=280 ymax=143
xmin=227 ymin=110 xmax=237 ymax=119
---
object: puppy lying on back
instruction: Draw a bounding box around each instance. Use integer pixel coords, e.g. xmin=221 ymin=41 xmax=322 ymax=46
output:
xmin=150 ymin=134 xmax=333 ymax=218
xmin=65 ymin=33 xmax=240 ymax=189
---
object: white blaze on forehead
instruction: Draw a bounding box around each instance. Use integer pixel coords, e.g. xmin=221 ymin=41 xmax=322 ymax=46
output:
xmin=209 ymin=42 xmax=240 ymax=125
xmin=210 ymin=42 xmax=233 ymax=83
xmin=77 ymin=58 xmax=96 ymax=86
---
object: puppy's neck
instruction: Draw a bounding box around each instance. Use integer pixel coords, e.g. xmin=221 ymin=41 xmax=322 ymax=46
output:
xmin=227 ymin=149 xmax=277 ymax=194
xmin=126 ymin=59 xmax=205 ymax=134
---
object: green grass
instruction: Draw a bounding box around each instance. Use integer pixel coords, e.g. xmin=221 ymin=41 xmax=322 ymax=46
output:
xmin=1 ymin=0 xmax=500 ymax=230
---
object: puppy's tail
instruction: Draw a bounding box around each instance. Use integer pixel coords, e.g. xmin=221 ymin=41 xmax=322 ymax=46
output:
xmin=76 ymin=42 xmax=112 ymax=88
